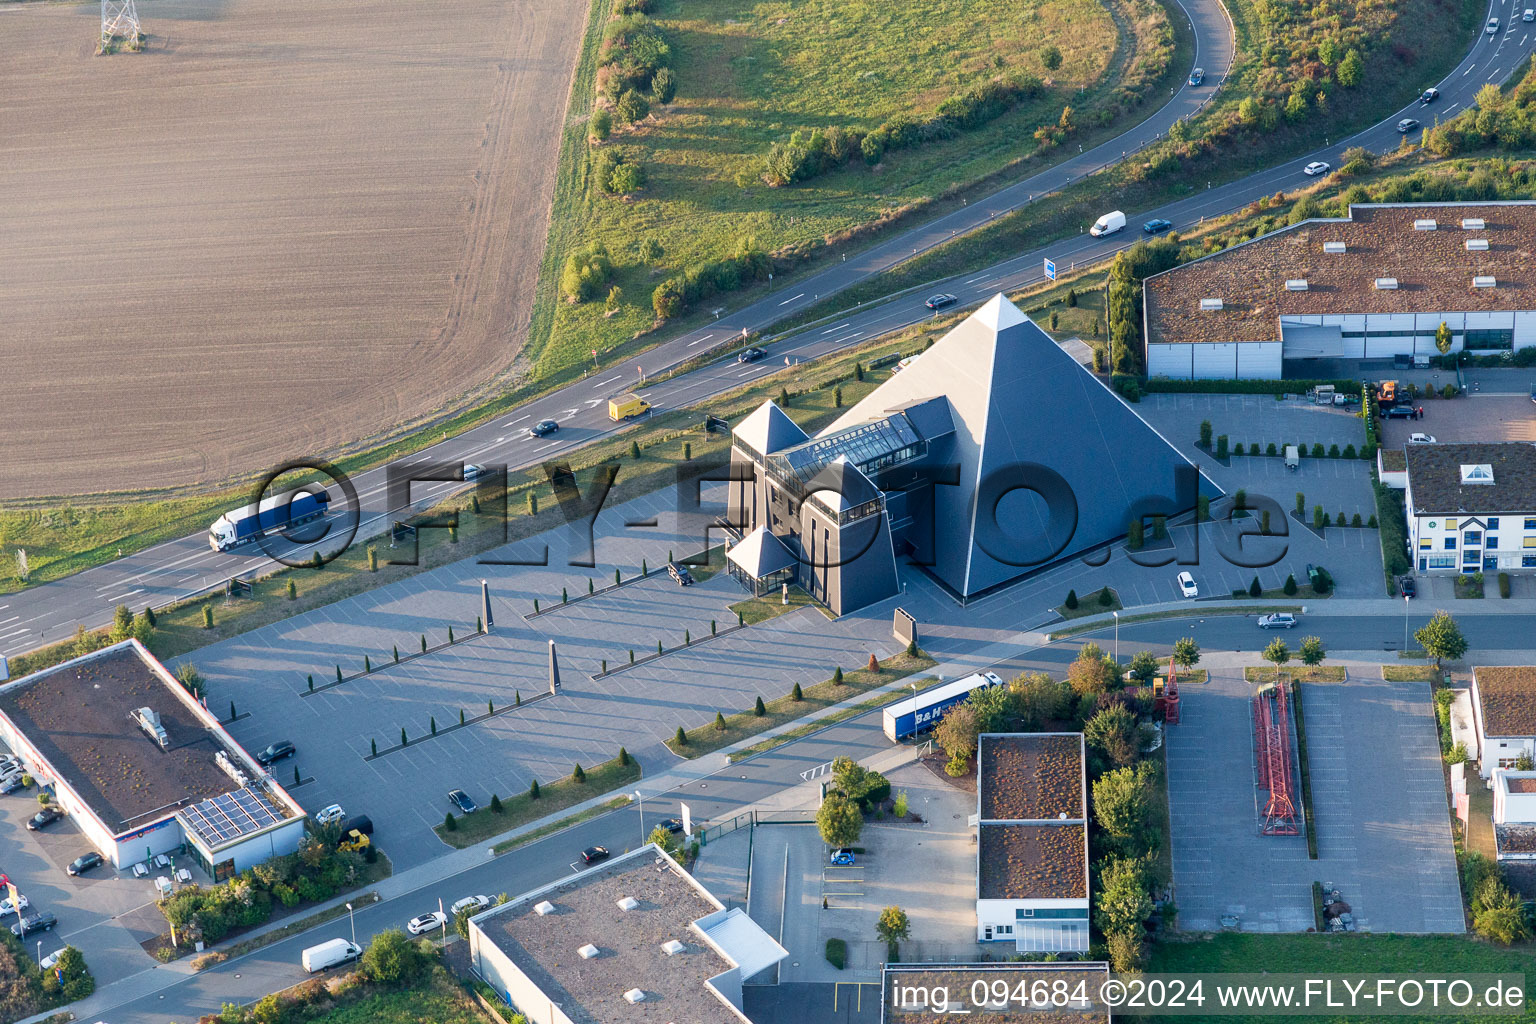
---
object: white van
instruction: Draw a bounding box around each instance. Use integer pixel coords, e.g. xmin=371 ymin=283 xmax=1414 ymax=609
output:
xmin=1090 ymin=211 xmax=1127 ymax=237
xmin=301 ymin=938 xmax=362 ymax=973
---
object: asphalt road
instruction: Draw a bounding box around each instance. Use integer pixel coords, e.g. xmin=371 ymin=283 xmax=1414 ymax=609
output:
xmin=88 ymin=607 xmax=1533 ymax=1022
xmin=4 ymin=0 xmax=1524 ymax=664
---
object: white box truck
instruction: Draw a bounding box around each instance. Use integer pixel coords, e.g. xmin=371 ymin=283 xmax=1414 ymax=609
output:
xmin=301 ymin=938 xmax=362 ymax=973
xmin=1090 ymin=211 xmax=1126 ymax=237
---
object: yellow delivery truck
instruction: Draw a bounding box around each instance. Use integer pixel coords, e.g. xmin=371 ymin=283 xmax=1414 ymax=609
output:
xmin=608 ymin=393 xmax=651 ymax=421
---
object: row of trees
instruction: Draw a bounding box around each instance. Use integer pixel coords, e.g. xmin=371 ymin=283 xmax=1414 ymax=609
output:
xmin=597 ymin=12 xmax=676 ymax=117
xmin=762 ymin=73 xmax=1044 ymax=186
xmin=815 ymin=756 xmax=893 ymax=848
xmin=1105 ymin=238 xmax=1181 ymax=377
xmin=651 ymin=238 xmax=772 ymax=320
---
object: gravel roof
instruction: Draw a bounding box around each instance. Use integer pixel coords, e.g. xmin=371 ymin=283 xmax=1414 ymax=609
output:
xmin=1380 ymin=448 xmax=1407 ymax=472
xmin=978 ymin=734 xmax=1084 ymax=821
xmin=884 ymin=964 xmax=1110 ymax=1022
xmin=0 ymin=644 xmax=239 ymax=830
xmin=1476 ymin=667 xmax=1536 ymax=738
xmin=476 ymin=852 xmax=739 ymax=1024
xmin=1405 ymin=442 xmax=1536 ymax=513
xmin=978 ymin=823 xmax=1088 ymax=900
xmin=1145 ymin=203 xmax=1536 ymax=346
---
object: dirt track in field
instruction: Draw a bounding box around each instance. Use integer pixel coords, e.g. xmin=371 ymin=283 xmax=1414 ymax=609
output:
xmin=0 ymin=0 xmax=583 ymax=498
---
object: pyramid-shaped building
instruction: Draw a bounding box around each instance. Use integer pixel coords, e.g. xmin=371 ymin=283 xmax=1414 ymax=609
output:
xmin=725 ymin=295 xmax=1211 ymax=614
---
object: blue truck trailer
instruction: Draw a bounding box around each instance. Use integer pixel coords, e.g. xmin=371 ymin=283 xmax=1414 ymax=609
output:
xmin=882 ymin=671 xmax=1004 ymax=742
xmin=208 ymin=488 xmax=331 ymax=551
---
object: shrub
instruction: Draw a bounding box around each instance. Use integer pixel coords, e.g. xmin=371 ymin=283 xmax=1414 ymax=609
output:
xmin=615 ymin=89 xmax=650 ymax=123
xmin=1065 ymin=589 xmax=1079 ymax=609
xmin=825 ymin=937 xmax=847 ymax=969
xmin=650 ymin=65 xmax=676 ymax=103
xmin=589 ymin=108 xmax=612 ymax=141
xmin=560 ymin=243 xmax=614 ymax=302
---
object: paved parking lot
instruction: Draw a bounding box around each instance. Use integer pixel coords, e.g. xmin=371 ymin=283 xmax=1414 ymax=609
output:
xmin=1378 ymin=394 xmax=1536 ymax=448
xmin=1167 ymin=665 xmax=1463 ymax=934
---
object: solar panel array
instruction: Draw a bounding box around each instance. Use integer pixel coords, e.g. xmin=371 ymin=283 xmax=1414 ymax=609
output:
xmin=180 ymin=787 xmax=283 ymax=847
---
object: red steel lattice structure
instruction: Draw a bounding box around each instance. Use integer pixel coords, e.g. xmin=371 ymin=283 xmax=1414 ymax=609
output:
xmin=1253 ymin=682 xmax=1299 ymax=836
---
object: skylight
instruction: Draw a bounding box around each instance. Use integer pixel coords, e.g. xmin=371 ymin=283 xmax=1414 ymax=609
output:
xmin=1460 ymin=464 xmax=1495 ymax=485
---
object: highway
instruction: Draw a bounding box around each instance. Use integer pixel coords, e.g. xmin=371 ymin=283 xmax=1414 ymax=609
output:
xmin=5 ymin=0 xmax=1525 ymax=661
xmin=83 ymin=606 xmax=1535 ymax=1022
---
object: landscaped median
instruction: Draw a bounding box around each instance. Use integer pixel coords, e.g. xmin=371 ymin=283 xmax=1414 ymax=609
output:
xmin=434 ymin=752 xmax=641 ymax=849
xmin=667 ymin=649 xmax=937 ymax=760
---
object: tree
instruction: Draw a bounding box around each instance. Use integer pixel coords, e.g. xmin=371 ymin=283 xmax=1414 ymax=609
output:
xmin=1263 ymin=638 xmax=1292 ymax=677
xmin=1436 ymin=321 xmax=1453 ymax=355
xmin=609 ymin=162 xmax=645 ymax=193
xmin=1473 ymin=875 xmax=1530 ymax=944
xmin=111 ymin=603 xmax=134 ymax=641
xmin=648 ymin=823 xmax=679 ymax=858
xmin=1065 ymin=588 xmax=1078 ymax=610
xmin=1012 ymin=672 xmax=1074 ymax=728
xmin=1284 ymin=91 xmax=1309 ymax=122
xmin=1416 ymin=611 xmax=1468 ymax=669
xmin=652 ymin=278 xmax=684 ymax=319
xmin=650 ymin=65 xmax=676 ymax=103
xmin=1128 ymin=650 xmax=1159 ymax=686
xmin=361 ymin=929 xmax=427 ymax=984
xmin=572 ymin=763 xmax=586 ymax=783
xmin=1199 ymin=419 xmax=1213 ymax=448
xmin=1249 ymin=575 xmax=1263 ymax=597
xmin=1095 ymin=855 xmax=1153 ymax=937
xmin=1299 ymin=635 xmax=1326 ymax=668
xmin=1085 ymin=705 xmax=1144 ymax=769
xmin=816 ymin=791 xmax=863 ymax=847
xmin=1067 ymin=641 xmax=1114 ymax=696
xmin=1337 ymin=48 xmax=1364 ymax=87
xmin=1172 ymin=637 xmax=1200 ymax=669
xmin=589 ymin=107 xmax=612 ymax=141
xmin=616 ymin=89 xmax=650 ymax=123
xmin=833 ymin=756 xmax=890 ymax=810
xmin=754 ymin=695 xmax=766 ymax=716
xmin=968 ymin=684 xmax=1015 ymax=733
xmin=934 ymin=703 xmax=980 ymax=763
xmin=876 ymin=905 xmax=911 ymax=943
xmin=1039 ymin=44 xmax=1062 ymax=70
xmin=1093 ymin=761 xmax=1160 ymax=857
xmin=1283 ymin=573 xmax=1298 ymax=595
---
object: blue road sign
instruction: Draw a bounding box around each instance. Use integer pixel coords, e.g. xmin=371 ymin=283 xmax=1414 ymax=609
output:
xmin=1044 ymin=258 xmax=1057 ymax=281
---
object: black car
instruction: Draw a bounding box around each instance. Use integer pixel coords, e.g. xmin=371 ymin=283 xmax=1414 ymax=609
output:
xmin=1396 ymin=118 xmax=1421 ymax=133
xmin=1143 ymin=218 xmax=1173 ymax=234
xmin=1421 ymin=87 xmax=1440 ymax=104
xmin=666 ymin=562 xmax=693 ymax=586
xmin=528 ymin=419 xmax=559 ymax=438
xmin=67 ymin=852 xmax=103 ymax=876
xmin=255 ymin=740 xmax=295 ymax=766
xmin=448 ymin=789 xmax=477 ymax=815
xmin=736 ymin=347 xmax=766 ymax=363
xmin=581 ymin=846 xmax=610 ymax=864
xmin=1399 ymin=576 xmax=1418 ymax=598
xmin=10 ymin=912 xmax=56 ymax=938
xmin=27 ymin=806 xmax=63 ymax=831
xmin=659 ymin=817 xmax=684 ymax=833
xmin=924 ymin=293 xmax=958 ymax=311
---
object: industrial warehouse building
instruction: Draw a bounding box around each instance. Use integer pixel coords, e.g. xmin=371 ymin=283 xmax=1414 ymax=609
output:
xmin=974 ymin=733 xmax=1091 ymax=952
xmin=1403 ymin=442 xmax=1536 ymax=575
xmin=0 ymin=640 xmax=306 ymax=877
xmin=1143 ymin=203 xmax=1536 ymax=379
xmin=725 ymin=294 xmax=1208 ymax=614
xmin=468 ymin=844 xmax=785 ymax=1024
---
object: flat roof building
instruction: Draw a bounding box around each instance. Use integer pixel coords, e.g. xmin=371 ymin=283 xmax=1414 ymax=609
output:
xmin=1402 ymin=442 xmax=1536 ymax=575
xmin=1471 ymin=666 xmax=1536 ymax=780
xmin=0 ymin=640 xmax=304 ymax=876
xmin=1143 ymin=203 xmax=1536 ymax=380
xmin=725 ymin=294 xmax=1208 ymax=614
xmin=469 ymin=844 xmax=786 ymax=1024
xmin=975 ymin=733 xmax=1090 ymax=952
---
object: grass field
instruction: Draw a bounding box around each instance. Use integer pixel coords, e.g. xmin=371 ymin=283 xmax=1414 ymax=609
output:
xmin=530 ymin=0 xmax=1179 ymax=375
xmin=1383 ymin=664 xmax=1438 ymax=682
xmin=434 ymin=755 xmax=640 ymax=849
xmin=0 ymin=0 xmax=584 ymax=499
xmin=1244 ymin=665 xmax=1348 ymax=683
xmin=1148 ymin=933 xmax=1532 ymax=1024
xmin=307 ymin=969 xmax=484 ymax=1024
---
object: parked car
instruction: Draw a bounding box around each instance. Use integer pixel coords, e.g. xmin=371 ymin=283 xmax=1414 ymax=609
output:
xmin=1409 ymin=432 xmax=1437 ymax=444
xmin=1421 ymin=87 xmax=1440 ymax=104
xmin=0 ymin=776 xmax=27 ymax=796
xmin=406 ymin=912 xmax=445 ymax=936
xmin=448 ymin=789 xmax=477 ymax=815
xmin=1177 ymin=571 xmax=1199 ymax=599
xmin=666 ymin=562 xmax=693 ymax=586
xmin=1303 ymin=161 xmax=1331 ymax=176
xmin=38 ymin=949 xmax=63 ymax=971
xmin=10 ymin=913 xmax=56 ymax=938
xmin=1188 ymin=67 xmax=1205 ymax=86
xmin=0 ymin=894 xmax=30 ymax=916
xmin=1396 ymin=118 xmax=1420 ymax=133
xmin=829 ymin=848 xmax=856 ymax=866
xmin=1524 ymin=8 xmax=1533 ymax=21
xmin=737 ymin=346 xmax=766 ymax=363
xmin=1488 ymin=16 xmax=1501 ymax=33
xmin=1142 ymin=218 xmax=1173 ymax=235
xmin=924 ymin=293 xmax=958 ymax=311
xmin=659 ymin=817 xmax=684 ymax=833
xmin=1399 ymin=576 xmax=1418 ymax=598
xmin=1258 ymin=613 xmax=1298 ymax=630
xmin=0 ymin=763 xmax=24 ymax=785
xmin=255 ymin=740 xmax=295 ymax=766
xmin=314 ymin=804 xmax=346 ymax=826
xmin=1384 ymin=405 xmax=1417 ymax=419
xmin=581 ymin=846 xmax=610 ymax=865
xmin=27 ymin=806 xmax=63 ymax=831
xmin=450 ymin=895 xmax=492 ymax=917
xmin=67 ymin=852 xmax=103 ymax=876
xmin=528 ymin=419 xmax=559 ymax=438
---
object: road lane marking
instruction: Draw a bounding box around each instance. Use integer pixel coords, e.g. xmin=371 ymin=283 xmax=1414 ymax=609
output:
xmin=502 ymin=415 xmax=529 ymax=427
xmin=686 ymin=334 xmax=715 ymax=347
xmin=820 ymin=322 xmax=851 ymax=334
xmin=777 ymin=293 xmax=805 ymax=306
xmin=0 ymin=616 xmax=17 ymax=627
xmin=104 ymin=589 xmax=144 ymax=603
xmin=589 ymin=375 xmax=622 ymax=389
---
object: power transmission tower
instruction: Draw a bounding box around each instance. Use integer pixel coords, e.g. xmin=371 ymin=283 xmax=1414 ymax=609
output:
xmin=100 ymin=0 xmax=142 ymax=53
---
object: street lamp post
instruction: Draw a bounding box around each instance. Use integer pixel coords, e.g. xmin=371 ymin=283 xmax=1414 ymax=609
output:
xmin=1113 ymin=610 xmax=1120 ymax=664
xmin=345 ymin=901 xmax=355 ymax=945
xmin=1404 ymin=594 xmax=1411 ymax=652
xmin=634 ymin=790 xmax=645 ymax=845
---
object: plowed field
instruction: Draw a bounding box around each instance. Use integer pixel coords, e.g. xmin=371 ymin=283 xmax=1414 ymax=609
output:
xmin=0 ymin=0 xmax=583 ymax=497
